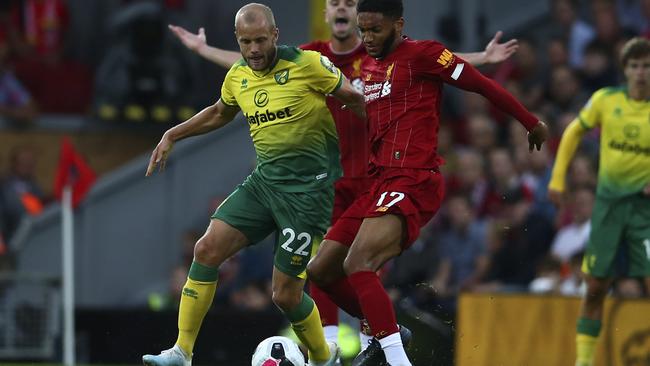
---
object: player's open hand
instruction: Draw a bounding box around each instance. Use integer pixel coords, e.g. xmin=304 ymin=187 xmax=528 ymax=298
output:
xmin=528 ymin=121 xmax=549 ymax=152
xmin=484 ymin=31 xmax=518 ymax=64
xmin=169 ymin=24 xmax=206 ymax=53
xmin=146 ymin=134 xmax=174 ymax=176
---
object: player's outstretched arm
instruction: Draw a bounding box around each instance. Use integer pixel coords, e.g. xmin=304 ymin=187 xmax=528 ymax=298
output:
xmin=145 ymin=100 xmax=240 ymax=176
xmin=442 ymin=59 xmax=546 ymax=144
xmin=547 ymin=119 xmax=587 ymax=206
xmin=332 ymin=77 xmax=366 ymax=120
xmin=455 ymin=31 xmax=518 ymax=66
xmin=169 ymin=24 xmax=241 ymax=69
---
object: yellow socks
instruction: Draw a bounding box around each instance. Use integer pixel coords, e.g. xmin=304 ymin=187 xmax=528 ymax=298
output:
xmin=286 ymin=293 xmax=331 ymax=362
xmin=575 ymin=317 xmax=601 ymax=366
xmin=176 ymin=261 xmax=219 ymax=355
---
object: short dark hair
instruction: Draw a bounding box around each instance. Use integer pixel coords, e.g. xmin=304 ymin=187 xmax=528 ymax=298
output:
xmin=357 ymin=0 xmax=403 ymax=18
xmin=620 ymin=37 xmax=650 ymax=67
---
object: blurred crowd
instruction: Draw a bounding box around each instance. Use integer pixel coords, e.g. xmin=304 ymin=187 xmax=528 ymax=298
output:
xmin=0 ymin=0 xmax=648 ymax=317
xmin=0 ymin=0 xmax=200 ymax=126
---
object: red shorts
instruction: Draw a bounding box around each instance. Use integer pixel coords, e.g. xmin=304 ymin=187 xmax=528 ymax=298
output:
xmin=331 ymin=176 xmax=373 ymax=224
xmin=325 ymin=167 xmax=445 ymax=248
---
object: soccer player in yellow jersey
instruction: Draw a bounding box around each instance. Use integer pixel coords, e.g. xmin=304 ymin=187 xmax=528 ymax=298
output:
xmin=548 ymin=37 xmax=650 ymax=366
xmin=142 ymin=4 xmax=365 ymax=366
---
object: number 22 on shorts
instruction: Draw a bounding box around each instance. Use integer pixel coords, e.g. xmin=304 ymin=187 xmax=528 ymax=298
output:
xmin=375 ymin=191 xmax=405 ymax=212
xmin=280 ymin=228 xmax=312 ymax=256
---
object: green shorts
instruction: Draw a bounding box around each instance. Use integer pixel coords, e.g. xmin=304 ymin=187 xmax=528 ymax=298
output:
xmin=582 ymin=194 xmax=650 ymax=278
xmin=212 ymin=172 xmax=334 ymax=278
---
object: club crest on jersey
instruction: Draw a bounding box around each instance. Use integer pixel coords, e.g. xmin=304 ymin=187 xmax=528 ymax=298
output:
xmin=254 ymin=89 xmax=270 ymax=107
xmin=385 ymin=63 xmax=395 ymax=81
xmin=241 ymin=78 xmax=248 ymax=89
xmin=274 ymin=69 xmax=289 ymax=85
xmin=320 ymin=55 xmax=337 ymax=74
xmin=624 ymin=124 xmax=640 ymax=139
xmin=352 ymin=58 xmax=363 ymax=77
xmin=437 ymin=49 xmax=454 ymax=68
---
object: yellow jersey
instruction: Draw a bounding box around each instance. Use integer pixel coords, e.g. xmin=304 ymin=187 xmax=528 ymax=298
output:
xmin=221 ymin=45 xmax=343 ymax=192
xmin=579 ymin=87 xmax=650 ymax=198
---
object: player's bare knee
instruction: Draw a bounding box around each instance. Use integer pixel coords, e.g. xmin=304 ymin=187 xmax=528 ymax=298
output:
xmin=306 ymin=261 xmax=324 ymax=285
xmin=272 ymin=288 xmax=302 ymax=312
xmin=585 ymin=277 xmax=609 ymax=300
xmin=343 ymin=254 xmax=374 ymax=275
xmin=193 ymin=236 xmax=224 ymax=266
xmin=306 ymin=257 xmax=333 ymax=286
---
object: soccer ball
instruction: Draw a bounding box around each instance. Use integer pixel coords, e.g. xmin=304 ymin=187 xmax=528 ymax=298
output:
xmin=251 ymin=336 xmax=305 ymax=366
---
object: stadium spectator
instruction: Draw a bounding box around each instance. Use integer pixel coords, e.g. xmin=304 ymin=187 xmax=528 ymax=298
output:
xmin=590 ymin=0 xmax=625 ymax=50
xmin=0 ymin=146 xmax=45 ymax=242
xmin=9 ymin=0 xmax=93 ymax=114
xmin=492 ymin=38 xmax=546 ymax=110
xmin=466 ymin=113 xmax=499 ymax=155
xmin=547 ymin=37 xmax=570 ymax=68
xmin=558 ymin=251 xmax=586 ymax=296
xmin=550 ymin=185 xmax=594 ymax=263
xmin=429 ymin=194 xmax=489 ymax=312
xmin=528 ymin=255 xmax=563 ymax=294
xmin=550 ymin=0 xmax=595 ymax=67
xmin=544 ymin=65 xmax=589 ymax=118
xmin=479 ymin=186 xmax=555 ymax=291
xmin=0 ymin=42 xmax=37 ymax=123
xmin=580 ymin=40 xmax=619 ymax=93
xmin=568 ymin=154 xmax=598 ymax=189
xmin=445 ymin=148 xmax=489 ymax=213
xmin=382 ymin=220 xmax=440 ymax=307
xmin=478 ymin=147 xmax=532 ymax=218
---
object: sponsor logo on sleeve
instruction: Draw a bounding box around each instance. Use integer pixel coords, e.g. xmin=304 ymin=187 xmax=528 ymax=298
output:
xmin=320 ymin=55 xmax=338 ymax=74
xmin=436 ymin=49 xmax=455 ymax=68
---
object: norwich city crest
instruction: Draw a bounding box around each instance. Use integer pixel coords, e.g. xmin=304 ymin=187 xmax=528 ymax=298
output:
xmin=274 ymin=69 xmax=290 ymax=85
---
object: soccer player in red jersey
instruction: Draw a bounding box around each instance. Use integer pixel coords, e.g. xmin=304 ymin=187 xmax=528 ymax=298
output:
xmin=305 ymin=0 xmax=549 ymax=365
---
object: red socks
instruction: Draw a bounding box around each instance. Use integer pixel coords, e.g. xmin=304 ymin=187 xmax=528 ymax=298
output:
xmin=348 ymin=271 xmax=399 ymax=339
xmin=309 ymin=281 xmax=339 ymax=326
xmin=320 ymin=277 xmax=364 ymax=319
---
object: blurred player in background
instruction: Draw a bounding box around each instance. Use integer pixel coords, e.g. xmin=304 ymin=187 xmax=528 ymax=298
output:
xmin=169 ymin=0 xmax=518 ymax=358
xmin=142 ymin=4 xmax=365 ymax=366
xmin=301 ymin=0 xmax=548 ymax=364
xmin=548 ymin=37 xmax=650 ymax=366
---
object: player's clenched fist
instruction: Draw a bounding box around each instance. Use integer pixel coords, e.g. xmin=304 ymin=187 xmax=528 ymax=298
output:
xmin=145 ymin=133 xmax=174 ymax=176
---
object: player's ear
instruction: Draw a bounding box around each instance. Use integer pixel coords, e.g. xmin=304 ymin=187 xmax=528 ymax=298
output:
xmin=272 ymin=27 xmax=279 ymax=43
xmin=394 ymin=17 xmax=404 ymax=34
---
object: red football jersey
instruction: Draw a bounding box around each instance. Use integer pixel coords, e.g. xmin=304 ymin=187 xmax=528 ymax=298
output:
xmin=361 ymin=39 xmax=460 ymax=170
xmin=301 ymin=41 xmax=369 ymax=178
xmin=362 ymin=38 xmax=539 ymax=170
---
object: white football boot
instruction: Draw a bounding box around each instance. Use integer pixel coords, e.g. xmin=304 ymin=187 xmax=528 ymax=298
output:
xmin=142 ymin=344 xmax=191 ymax=366
xmin=308 ymin=341 xmax=341 ymax=366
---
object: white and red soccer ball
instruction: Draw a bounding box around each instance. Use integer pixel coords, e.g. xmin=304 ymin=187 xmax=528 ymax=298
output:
xmin=251 ymin=336 xmax=305 ymax=366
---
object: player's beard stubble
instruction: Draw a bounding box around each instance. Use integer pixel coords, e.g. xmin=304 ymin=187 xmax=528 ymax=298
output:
xmin=377 ymin=28 xmax=397 ymax=59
